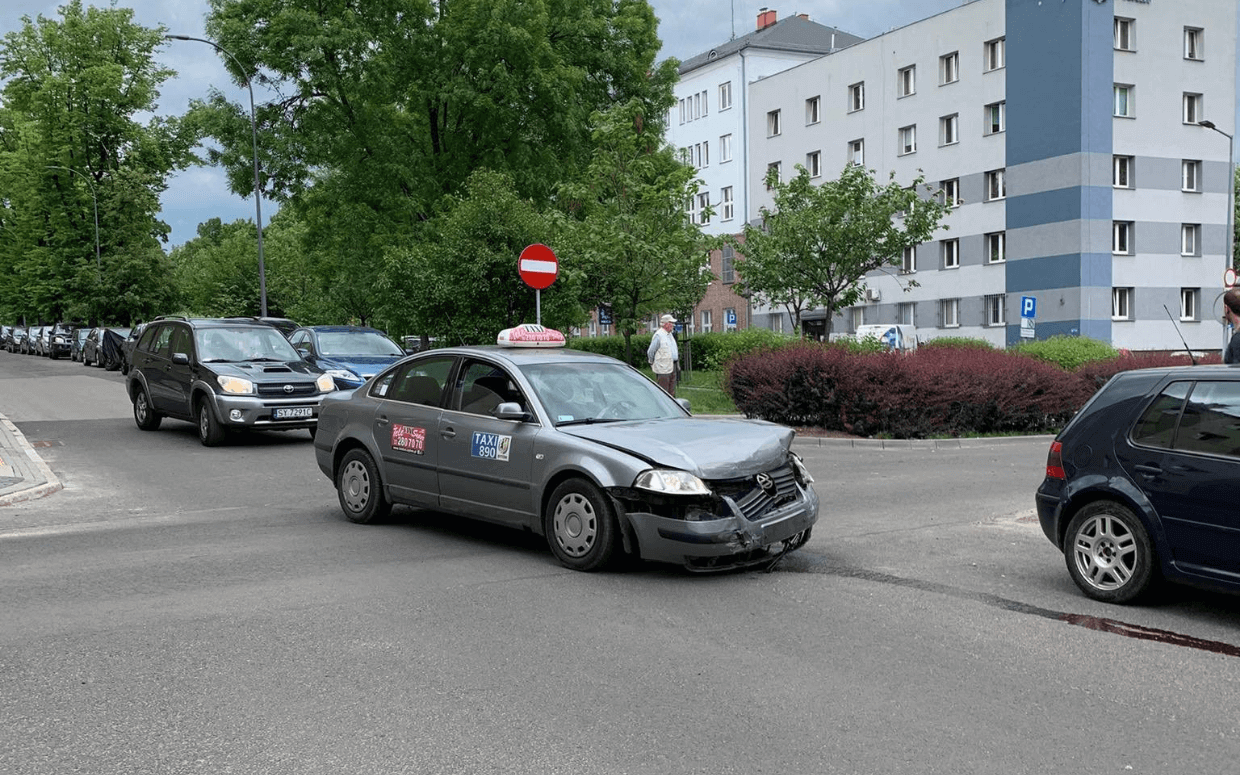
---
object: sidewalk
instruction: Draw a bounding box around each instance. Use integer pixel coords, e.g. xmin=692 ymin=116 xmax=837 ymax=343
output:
xmin=0 ymin=412 xmax=62 ymax=506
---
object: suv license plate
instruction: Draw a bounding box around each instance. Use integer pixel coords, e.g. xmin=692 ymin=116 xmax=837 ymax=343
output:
xmin=274 ymin=407 xmax=313 ymax=420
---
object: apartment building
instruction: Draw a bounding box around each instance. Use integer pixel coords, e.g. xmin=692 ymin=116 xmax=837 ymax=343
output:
xmin=746 ymin=0 xmax=1237 ymax=350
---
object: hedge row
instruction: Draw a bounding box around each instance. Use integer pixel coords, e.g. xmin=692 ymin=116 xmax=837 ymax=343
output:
xmin=567 ymin=329 xmax=796 ymax=370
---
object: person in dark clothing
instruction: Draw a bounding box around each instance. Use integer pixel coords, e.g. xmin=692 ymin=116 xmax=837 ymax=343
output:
xmin=1224 ymin=289 xmax=1240 ymax=364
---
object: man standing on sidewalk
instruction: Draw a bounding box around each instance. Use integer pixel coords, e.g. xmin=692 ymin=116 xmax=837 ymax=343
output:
xmin=647 ymin=314 xmax=679 ymax=395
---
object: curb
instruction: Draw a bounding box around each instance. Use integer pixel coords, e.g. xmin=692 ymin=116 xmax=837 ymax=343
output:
xmin=792 ymin=433 xmax=1054 ymax=450
xmin=0 ymin=414 xmax=63 ymax=506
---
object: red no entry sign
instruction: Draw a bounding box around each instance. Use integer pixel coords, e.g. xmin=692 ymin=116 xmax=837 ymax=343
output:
xmin=518 ymin=244 xmax=558 ymax=290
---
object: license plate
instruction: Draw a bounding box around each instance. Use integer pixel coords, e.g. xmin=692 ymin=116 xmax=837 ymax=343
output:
xmin=274 ymin=407 xmax=313 ymax=420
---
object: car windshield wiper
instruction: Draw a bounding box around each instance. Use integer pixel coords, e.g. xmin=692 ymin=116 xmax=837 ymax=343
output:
xmin=556 ymin=417 xmax=626 ymax=427
xmin=246 ymin=357 xmax=282 ymax=362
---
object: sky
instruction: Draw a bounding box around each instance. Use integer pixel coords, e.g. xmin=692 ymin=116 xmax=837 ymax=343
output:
xmin=1 ymin=0 xmax=1235 ymax=249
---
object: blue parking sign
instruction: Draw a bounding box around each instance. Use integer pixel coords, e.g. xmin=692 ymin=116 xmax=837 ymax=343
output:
xmin=1021 ymin=296 xmax=1037 ymax=319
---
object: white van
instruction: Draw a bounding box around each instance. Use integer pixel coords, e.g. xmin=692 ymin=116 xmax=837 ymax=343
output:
xmin=854 ymin=324 xmax=918 ymax=352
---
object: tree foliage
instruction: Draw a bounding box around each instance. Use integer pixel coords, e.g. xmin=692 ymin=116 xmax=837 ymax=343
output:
xmin=0 ymin=0 xmax=196 ymax=324
xmin=730 ymin=163 xmax=953 ymax=335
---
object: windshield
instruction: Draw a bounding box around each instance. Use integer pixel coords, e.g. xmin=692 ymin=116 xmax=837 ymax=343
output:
xmin=196 ymin=327 xmax=303 ymax=363
xmin=520 ymin=362 xmax=684 ymax=425
xmin=317 ymin=330 xmax=403 ymax=357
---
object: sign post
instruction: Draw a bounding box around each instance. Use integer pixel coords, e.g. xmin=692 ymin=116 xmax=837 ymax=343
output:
xmin=518 ymin=244 xmax=559 ymax=324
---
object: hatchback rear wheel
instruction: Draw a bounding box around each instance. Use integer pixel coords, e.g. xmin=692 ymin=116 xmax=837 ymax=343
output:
xmin=1065 ymin=501 xmax=1157 ymax=604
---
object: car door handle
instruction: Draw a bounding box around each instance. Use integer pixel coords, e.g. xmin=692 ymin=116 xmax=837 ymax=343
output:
xmin=440 ymin=427 xmax=456 ymax=439
xmin=1133 ymin=464 xmax=1161 ymax=476
xmin=376 ymin=415 xmax=389 ymax=427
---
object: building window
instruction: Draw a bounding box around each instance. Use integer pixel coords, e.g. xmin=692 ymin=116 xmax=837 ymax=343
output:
xmin=898 ymin=302 xmax=915 ymax=326
xmin=700 ymin=309 xmax=712 ymax=332
xmin=940 ymin=51 xmax=959 ymax=85
xmin=849 ymin=139 xmax=865 ymax=167
xmin=721 ymin=186 xmax=734 ymax=221
xmin=1181 ymin=288 xmax=1199 ymax=321
xmin=695 ymin=91 xmax=705 ymax=119
xmin=719 ymin=81 xmax=732 ymax=110
xmin=697 ymin=192 xmax=711 ymax=225
xmin=720 ymin=133 xmax=732 ymax=163
xmin=851 ymin=307 xmax=864 ymax=330
xmin=765 ymin=162 xmax=781 ymax=189
xmin=806 ymin=96 xmax=820 ymax=125
xmin=1112 ymin=288 xmax=1133 ymax=320
xmin=987 ymin=231 xmax=1006 ymax=263
xmin=1184 ymin=27 xmax=1203 ymax=61
xmin=984 ymin=37 xmax=1005 ymax=71
xmin=687 ymin=194 xmax=699 ymax=225
xmin=984 ymin=294 xmax=1006 ymax=327
xmin=985 ymin=169 xmax=1006 ymax=201
xmin=940 ymin=299 xmax=960 ymax=328
xmin=678 ymin=98 xmax=685 ymax=125
xmin=1113 ymin=155 xmax=1133 ymax=188
xmin=767 ymin=109 xmax=781 ymax=137
xmin=984 ymin=101 xmax=1005 ymax=135
xmin=1114 ymin=85 xmax=1133 ymax=117
xmin=898 ymin=65 xmax=916 ymax=97
xmin=898 ymin=125 xmax=917 ymax=156
xmin=1182 ymin=160 xmax=1201 ymax=192
xmin=849 ymin=82 xmax=865 ymax=112
xmin=942 ymin=239 xmax=960 ymax=269
xmin=1112 ymin=221 xmax=1132 ymax=255
xmin=941 ymin=178 xmax=960 ymax=207
xmin=721 ymin=245 xmax=735 ymax=283
xmin=1182 ymin=224 xmax=1200 ymax=256
xmin=901 ymin=246 xmax=917 ymax=274
xmin=940 ymin=114 xmax=958 ymax=146
xmin=1183 ymin=93 xmax=1202 ymax=125
xmin=1114 ymin=18 xmax=1135 ymax=51
xmin=806 ymin=151 xmax=821 ymax=178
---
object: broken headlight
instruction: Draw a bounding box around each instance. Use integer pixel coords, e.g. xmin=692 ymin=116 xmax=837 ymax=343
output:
xmin=790 ymin=452 xmax=814 ymax=486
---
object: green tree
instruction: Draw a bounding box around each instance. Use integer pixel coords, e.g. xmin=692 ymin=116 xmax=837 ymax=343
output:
xmin=730 ymin=163 xmax=953 ymax=337
xmin=557 ymin=99 xmax=713 ymax=362
xmin=0 ymin=0 xmax=197 ymax=323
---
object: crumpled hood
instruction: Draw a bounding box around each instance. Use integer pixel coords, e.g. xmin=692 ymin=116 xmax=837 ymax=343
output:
xmin=561 ymin=418 xmax=794 ymax=479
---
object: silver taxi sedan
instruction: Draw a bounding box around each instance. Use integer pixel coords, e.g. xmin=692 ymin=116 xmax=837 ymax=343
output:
xmin=313 ymin=326 xmax=819 ymax=572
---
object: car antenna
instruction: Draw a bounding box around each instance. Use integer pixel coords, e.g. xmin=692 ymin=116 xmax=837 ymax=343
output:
xmin=1163 ymin=305 xmax=1197 ymax=365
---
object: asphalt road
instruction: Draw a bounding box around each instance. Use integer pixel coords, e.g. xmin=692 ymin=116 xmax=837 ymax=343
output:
xmin=2 ymin=352 xmax=1239 ymax=774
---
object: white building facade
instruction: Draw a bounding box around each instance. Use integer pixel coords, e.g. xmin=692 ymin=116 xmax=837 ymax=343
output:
xmin=740 ymin=0 xmax=1237 ymax=351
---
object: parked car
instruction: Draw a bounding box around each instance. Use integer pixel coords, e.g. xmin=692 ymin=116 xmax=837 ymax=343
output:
xmin=47 ymin=322 xmax=81 ymax=360
xmin=119 ymin=323 xmax=147 ymax=374
xmin=126 ymin=316 xmax=336 ymax=446
xmin=70 ymin=327 xmax=91 ymax=362
xmin=82 ymin=326 xmax=128 ymax=368
xmin=9 ymin=326 xmax=29 ymax=353
xmin=314 ymin=325 xmax=819 ymax=572
xmin=1037 ymin=364 xmax=1240 ymax=604
xmin=0 ymin=325 xmax=12 ymax=351
xmin=23 ymin=326 xmax=45 ymax=355
xmin=288 ymin=325 xmax=406 ymax=390
xmin=227 ymin=316 xmax=299 ymax=338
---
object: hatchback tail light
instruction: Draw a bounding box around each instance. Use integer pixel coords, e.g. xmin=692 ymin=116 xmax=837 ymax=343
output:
xmin=1045 ymin=441 xmax=1065 ymax=480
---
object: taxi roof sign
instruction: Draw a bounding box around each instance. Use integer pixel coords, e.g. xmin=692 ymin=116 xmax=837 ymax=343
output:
xmin=497 ymin=324 xmax=566 ymax=348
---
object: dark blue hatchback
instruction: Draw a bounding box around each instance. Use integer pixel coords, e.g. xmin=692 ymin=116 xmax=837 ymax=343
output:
xmin=288 ymin=325 xmax=406 ymax=390
xmin=1037 ymin=364 xmax=1240 ymax=604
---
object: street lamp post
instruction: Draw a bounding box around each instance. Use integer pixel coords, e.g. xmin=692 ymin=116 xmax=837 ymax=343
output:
xmin=1198 ymin=120 xmax=1235 ymax=353
xmin=45 ymin=165 xmax=101 ymax=281
xmin=166 ymin=34 xmax=268 ymax=317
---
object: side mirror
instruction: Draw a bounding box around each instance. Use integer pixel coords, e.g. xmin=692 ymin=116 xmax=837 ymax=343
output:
xmin=675 ymin=397 xmax=692 ymax=414
xmin=494 ymin=402 xmax=529 ymax=422
xmin=171 ymin=352 xmax=190 ymax=365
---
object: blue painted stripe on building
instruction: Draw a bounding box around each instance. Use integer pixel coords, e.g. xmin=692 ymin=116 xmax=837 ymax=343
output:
xmin=1006 ymin=252 xmax=1113 ymax=293
xmin=1006 ymin=187 xmax=1112 ymax=230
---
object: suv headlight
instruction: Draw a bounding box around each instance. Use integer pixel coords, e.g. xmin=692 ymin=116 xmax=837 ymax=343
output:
xmin=634 ymin=469 xmax=711 ymax=496
xmin=217 ymin=375 xmax=255 ymax=395
xmin=316 ymin=373 xmax=337 ymax=392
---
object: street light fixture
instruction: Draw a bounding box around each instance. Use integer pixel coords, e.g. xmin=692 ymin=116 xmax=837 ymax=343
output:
xmin=166 ymin=33 xmax=268 ymax=317
xmin=1198 ymin=120 xmax=1235 ymax=271
xmin=45 ymin=165 xmax=101 ymax=281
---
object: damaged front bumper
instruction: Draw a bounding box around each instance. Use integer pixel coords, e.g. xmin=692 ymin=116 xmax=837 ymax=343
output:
xmin=615 ymin=485 xmax=820 ymax=571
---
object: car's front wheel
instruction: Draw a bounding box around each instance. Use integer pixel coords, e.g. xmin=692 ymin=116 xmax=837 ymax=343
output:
xmin=544 ymin=479 xmax=620 ymax=571
xmin=336 ymin=448 xmax=391 ymax=524
xmin=1065 ymin=501 xmax=1158 ymax=604
xmin=196 ymin=399 xmax=227 ymax=447
xmin=132 ymin=387 xmax=162 ymax=431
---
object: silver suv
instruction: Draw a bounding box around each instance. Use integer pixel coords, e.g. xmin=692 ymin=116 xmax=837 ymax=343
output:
xmin=126 ymin=317 xmax=336 ymax=446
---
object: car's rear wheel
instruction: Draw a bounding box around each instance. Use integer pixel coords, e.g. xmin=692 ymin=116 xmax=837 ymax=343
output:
xmin=196 ymin=398 xmax=227 ymax=447
xmin=1065 ymin=501 xmax=1158 ymax=604
xmin=544 ymin=479 xmax=619 ymax=571
xmin=336 ymin=448 xmax=390 ymax=524
xmin=132 ymin=387 xmax=162 ymax=431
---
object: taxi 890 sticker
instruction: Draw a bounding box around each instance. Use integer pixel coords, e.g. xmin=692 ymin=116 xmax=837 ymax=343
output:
xmin=471 ymin=432 xmax=511 ymax=462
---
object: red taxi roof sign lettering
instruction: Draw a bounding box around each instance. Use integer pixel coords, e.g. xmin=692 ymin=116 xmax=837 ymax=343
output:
xmin=497 ymin=324 xmax=566 ymax=348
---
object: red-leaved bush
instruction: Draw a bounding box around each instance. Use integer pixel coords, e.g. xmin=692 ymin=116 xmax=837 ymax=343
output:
xmin=725 ymin=344 xmax=1097 ymax=438
xmin=1074 ymin=350 xmax=1221 ymax=392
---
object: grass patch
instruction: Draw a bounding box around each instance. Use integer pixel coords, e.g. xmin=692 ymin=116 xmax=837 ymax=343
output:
xmin=638 ymin=367 xmax=738 ymax=415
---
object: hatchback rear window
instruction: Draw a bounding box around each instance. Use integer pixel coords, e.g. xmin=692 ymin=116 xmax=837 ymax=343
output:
xmin=1132 ymin=380 xmax=1240 ymax=458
